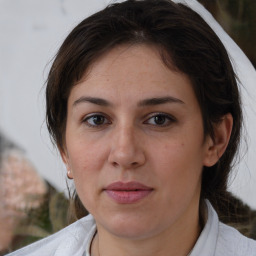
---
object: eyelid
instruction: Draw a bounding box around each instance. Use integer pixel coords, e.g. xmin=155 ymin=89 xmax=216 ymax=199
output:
xmin=82 ymin=112 xmax=111 ymax=127
xmin=143 ymin=112 xmax=177 ymax=126
xmin=144 ymin=112 xmax=176 ymax=120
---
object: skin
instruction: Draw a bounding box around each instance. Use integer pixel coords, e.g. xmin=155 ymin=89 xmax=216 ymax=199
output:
xmin=61 ymin=44 xmax=232 ymax=256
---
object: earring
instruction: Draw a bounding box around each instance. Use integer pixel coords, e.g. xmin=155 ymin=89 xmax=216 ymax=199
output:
xmin=67 ymin=170 xmax=73 ymax=180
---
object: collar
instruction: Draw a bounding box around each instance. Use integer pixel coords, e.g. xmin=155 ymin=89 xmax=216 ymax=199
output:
xmin=190 ymin=200 xmax=218 ymax=256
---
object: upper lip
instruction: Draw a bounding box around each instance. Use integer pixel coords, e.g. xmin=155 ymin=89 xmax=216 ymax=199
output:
xmin=105 ymin=181 xmax=153 ymax=191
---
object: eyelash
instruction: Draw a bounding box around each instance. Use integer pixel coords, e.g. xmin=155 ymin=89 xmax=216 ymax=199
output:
xmin=144 ymin=112 xmax=176 ymax=127
xmin=82 ymin=113 xmax=111 ymax=127
xmin=82 ymin=112 xmax=176 ymax=128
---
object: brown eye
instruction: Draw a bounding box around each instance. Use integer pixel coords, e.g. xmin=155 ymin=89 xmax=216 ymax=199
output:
xmin=154 ymin=115 xmax=166 ymax=125
xmin=145 ymin=113 xmax=176 ymax=127
xmin=84 ymin=114 xmax=110 ymax=127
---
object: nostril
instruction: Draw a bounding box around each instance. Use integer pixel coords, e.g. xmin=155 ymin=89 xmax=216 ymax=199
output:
xmin=108 ymin=145 xmax=146 ymax=169
xmin=111 ymin=161 xmax=138 ymax=168
xmin=112 ymin=162 xmax=119 ymax=167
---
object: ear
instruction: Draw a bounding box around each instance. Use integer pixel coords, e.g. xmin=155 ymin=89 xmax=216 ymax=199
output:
xmin=203 ymin=113 xmax=233 ymax=167
xmin=60 ymin=148 xmax=73 ymax=179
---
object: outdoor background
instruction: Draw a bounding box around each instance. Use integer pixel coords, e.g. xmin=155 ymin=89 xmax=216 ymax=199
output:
xmin=0 ymin=0 xmax=255 ymax=253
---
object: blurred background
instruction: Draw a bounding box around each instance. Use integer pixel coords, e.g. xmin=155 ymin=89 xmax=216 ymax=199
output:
xmin=0 ymin=0 xmax=255 ymax=254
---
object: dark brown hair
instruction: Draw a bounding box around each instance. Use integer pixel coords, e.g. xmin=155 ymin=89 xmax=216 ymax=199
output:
xmin=46 ymin=0 xmax=242 ymax=220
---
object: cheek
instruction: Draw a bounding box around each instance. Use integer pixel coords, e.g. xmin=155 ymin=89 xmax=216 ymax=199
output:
xmin=66 ymin=139 xmax=108 ymax=185
xmin=67 ymin=143 xmax=105 ymax=211
xmin=150 ymin=139 xmax=204 ymax=188
xmin=67 ymin=136 xmax=104 ymax=166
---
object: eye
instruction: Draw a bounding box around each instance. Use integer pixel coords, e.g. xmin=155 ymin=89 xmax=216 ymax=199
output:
xmin=145 ymin=113 xmax=176 ymax=127
xmin=83 ymin=114 xmax=110 ymax=127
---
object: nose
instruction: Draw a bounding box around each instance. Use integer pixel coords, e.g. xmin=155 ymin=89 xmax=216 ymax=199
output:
xmin=108 ymin=125 xmax=146 ymax=169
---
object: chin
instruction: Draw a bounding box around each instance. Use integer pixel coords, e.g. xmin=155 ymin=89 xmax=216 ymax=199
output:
xmin=99 ymin=213 xmax=160 ymax=240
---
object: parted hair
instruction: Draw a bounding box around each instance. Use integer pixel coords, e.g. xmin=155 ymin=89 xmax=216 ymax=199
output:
xmin=46 ymin=0 xmax=242 ymax=222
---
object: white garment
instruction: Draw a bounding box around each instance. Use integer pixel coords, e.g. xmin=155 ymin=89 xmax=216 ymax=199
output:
xmin=5 ymin=201 xmax=256 ymax=256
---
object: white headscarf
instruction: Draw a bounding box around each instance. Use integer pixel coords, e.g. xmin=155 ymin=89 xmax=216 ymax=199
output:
xmin=172 ymin=0 xmax=256 ymax=207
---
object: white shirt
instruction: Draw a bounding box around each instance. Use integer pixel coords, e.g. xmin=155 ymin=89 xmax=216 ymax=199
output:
xmin=6 ymin=201 xmax=256 ymax=256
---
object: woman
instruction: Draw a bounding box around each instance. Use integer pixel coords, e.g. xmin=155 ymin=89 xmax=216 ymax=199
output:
xmin=7 ymin=0 xmax=256 ymax=255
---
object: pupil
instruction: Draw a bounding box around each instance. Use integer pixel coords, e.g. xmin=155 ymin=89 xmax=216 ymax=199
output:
xmin=155 ymin=115 xmax=165 ymax=125
xmin=93 ymin=116 xmax=104 ymax=125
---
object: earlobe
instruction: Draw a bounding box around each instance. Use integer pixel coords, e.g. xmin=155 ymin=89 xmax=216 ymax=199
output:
xmin=203 ymin=113 xmax=233 ymax=167
xmin=67 ymin=170 xmax=73 ymax=180
xmin=60 ymin=149 xmax=73 ymax=179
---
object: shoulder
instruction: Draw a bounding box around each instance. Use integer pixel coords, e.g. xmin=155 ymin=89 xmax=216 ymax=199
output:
xmin=5 ymin=214 xmax=96 ymax=256
xmin=194 ymin=200 xmax=256 ymax=256
xmin=216 ymin=221 xmax=256 ymax=256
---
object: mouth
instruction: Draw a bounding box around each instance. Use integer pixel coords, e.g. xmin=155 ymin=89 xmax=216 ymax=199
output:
xmin=104 ymin=181 xmax=153 ymax=204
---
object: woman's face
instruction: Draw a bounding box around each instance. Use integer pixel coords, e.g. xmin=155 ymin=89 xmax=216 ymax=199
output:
xmin=62 ymin=44 xmax=214 ymax=240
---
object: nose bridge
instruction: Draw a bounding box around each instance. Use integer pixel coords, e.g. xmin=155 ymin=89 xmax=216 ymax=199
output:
xmin=118 ymin=123 xmax=135 ymax=147
xmin=108 ymin=122 xmax=145 ymax=168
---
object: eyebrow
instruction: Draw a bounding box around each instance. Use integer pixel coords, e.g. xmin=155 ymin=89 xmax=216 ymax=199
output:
xmin=138 ymin=97 xmax=184 ymax=106
xmin=73 ymin=96 xmax=184 ymax=108
xmin=73 ymin=96 xmax=112 ymax=107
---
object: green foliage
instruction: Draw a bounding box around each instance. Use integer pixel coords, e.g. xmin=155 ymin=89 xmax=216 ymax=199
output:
xmin=9 ymin=184 xmax=70 ymax=252
xmin=49 ymin=191 xmax=70 ymax=233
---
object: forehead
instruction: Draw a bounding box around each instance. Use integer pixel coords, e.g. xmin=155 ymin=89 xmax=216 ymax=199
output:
xmin=69 ymin=44 xmax=196 ymax=107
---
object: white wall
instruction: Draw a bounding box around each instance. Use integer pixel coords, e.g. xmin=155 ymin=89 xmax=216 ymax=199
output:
xmin=0 ymin=0 xmax=108 ymax=191
xmin=0 ymin=0 xmax=255 ymax=208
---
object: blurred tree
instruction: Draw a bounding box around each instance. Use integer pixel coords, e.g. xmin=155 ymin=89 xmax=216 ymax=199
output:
xmin=198 ymin=0 xmax=256 ymax=67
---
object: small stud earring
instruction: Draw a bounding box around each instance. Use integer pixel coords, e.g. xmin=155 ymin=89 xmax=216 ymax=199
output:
xmin=67 ymin=170 xmax=73 ymax=180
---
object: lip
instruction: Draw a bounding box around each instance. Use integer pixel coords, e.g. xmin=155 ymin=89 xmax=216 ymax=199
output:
xmin=104 ymin=181 xmax=153 ymax=204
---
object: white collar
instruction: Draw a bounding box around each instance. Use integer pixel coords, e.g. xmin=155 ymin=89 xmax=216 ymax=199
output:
xmin=190 ymin=200 xmax=218 ymax=256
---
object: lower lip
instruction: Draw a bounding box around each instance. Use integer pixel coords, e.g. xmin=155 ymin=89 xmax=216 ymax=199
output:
xmin=105 ymin=190 xmax=152 ymax=204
